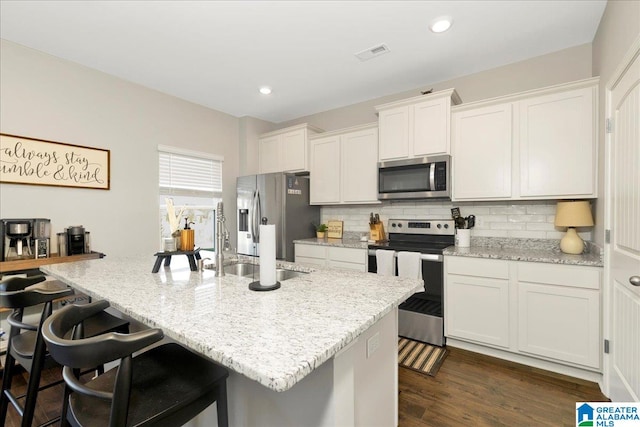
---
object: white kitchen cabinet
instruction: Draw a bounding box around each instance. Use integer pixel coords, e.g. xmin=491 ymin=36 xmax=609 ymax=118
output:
xmin=341 ymin=126 xmax=379 ymax=203
xmin=445 ymin=257 xmax=511 ymax=348
xmin=327 ymin=246 xmax=367 ymax=271
xmin=309 ymin=123 xmax=379 ymax=205
xmin=377 ymin=106 xmax=409 ymax=160
xmin=517 ymin=262 xmax=601 ymax=369
xmin=519 ymin=86 xmax=596 ymax=197
xmin=451 ymin=77 xmax=598 ymax=201
xmin=258 ymin=134 xmax=281 ymax=174
xmin=309 ymin=135 xmax=341 ymax=204
xmin=295 ymin=243 xmax=367 ymax=272
xmin=258 ymin=123 xmax=323 ymax=174
xmin=444 ymin=255 xmax=602 ymax=372
xmin=451 ymin=103 xmax=513 ymax=199
xmin=376 ymin=89 xmax=461 ymax=161
xmin=294 ymin=243 xmax=328 ymax=266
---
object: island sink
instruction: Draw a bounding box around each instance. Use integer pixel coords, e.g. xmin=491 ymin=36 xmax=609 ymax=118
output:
xmin=222 ymin=262 xmax=257 ymax=276
xmin=206 ymin=262 xmax=308 ymax=281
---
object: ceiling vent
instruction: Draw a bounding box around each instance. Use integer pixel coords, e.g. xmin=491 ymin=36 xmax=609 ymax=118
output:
xmin=355 ymin=44 xmax=390 ymax=61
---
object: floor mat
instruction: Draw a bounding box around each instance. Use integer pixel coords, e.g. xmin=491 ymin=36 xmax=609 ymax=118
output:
xmin=398 ymin=337 xmax=448 ymax=377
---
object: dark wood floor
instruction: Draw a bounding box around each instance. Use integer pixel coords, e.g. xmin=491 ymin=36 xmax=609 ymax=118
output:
xmin=399 ymin=347 xmax=609 ymax=427
xmin=4 ymin=346 xmax=609 ymax=426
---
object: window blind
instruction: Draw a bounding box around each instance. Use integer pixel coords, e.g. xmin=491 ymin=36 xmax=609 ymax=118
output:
xmin=159 ymin=150 xmax=222 ymax=197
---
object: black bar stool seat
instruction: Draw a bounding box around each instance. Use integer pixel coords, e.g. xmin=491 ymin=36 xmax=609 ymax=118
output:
xmin=42 ymin=300 xmax=229 ymax=427
xmin=0 ymin=275 xmax=130 ymax=427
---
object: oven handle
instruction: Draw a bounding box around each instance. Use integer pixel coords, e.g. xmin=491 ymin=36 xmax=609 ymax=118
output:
xmin=368 ymin=249 xmax=443 ymax=262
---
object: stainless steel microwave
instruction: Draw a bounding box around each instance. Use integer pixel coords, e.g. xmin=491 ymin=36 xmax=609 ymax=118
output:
xmin=377 ymin=155 xmax=451 ymax=200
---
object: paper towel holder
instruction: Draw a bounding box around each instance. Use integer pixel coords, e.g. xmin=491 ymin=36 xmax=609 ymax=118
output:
xmin=249 ymin=280 xmax=281 ymax=291
xmin=250 ymin=219 xmax=280 ymax=291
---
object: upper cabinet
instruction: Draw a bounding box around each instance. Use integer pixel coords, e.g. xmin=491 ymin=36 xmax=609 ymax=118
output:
xmin=258 ymin=123 xmax=323 ymax=174
xmin=451 ymin=77 xmax=599 ymax=201
xmin=518 ymin=87 xmax=596 ymax=198
xmin=451 ymin=103 xmax=513 ymax=199
xmin=375 ymin=89 xmax=461 ymax=161
xmin=309 ymin=123 xmax=379 ymax=205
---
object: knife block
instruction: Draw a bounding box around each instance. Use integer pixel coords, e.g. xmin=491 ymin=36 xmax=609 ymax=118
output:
xmin=369 ymin=223 xmax=386 ymax=242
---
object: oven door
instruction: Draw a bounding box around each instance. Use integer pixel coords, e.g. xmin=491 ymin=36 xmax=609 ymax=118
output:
xmin=368 ymin=249 xmax=445 ymax=346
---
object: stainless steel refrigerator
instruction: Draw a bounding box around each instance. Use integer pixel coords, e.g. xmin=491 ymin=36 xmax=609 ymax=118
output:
xmin=237 ymin=173 xmax=320 ymax=261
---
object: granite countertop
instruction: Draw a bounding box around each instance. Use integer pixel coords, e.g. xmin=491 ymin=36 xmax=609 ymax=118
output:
xmin=41 ymin=255 xmax=421 ymax=392
xmin=443 ymin=237 xmax=603 ymax=267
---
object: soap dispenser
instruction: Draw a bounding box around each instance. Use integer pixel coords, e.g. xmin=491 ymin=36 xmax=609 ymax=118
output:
xmin=180 ymin=218 xmax=195 ymax=251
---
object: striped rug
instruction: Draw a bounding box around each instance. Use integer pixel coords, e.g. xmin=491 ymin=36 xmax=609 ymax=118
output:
xmin=398 ymin=337 xmax=448 ymax=377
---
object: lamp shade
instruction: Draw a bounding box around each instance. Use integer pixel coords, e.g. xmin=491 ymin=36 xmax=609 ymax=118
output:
xmin=554 ymin=201 xmax=594 ymax=227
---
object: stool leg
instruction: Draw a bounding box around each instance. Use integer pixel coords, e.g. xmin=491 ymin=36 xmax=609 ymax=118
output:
xmin=0 ymin=351 xmax=17 ymax=423
xmin=216 ymin=380 xmax=228 ymax=427
xmin=60 ymin=381 xmax=73 ymax=427
xmin=21 ymin=330 xmax=49 ymax=427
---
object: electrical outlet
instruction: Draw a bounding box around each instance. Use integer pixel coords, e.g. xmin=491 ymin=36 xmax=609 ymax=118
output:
xmin=367 ymin=332 xmax=380 ymax=358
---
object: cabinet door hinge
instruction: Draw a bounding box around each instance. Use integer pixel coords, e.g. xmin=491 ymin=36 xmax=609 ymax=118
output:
xmin=606 ymin=118 xmax=614 ymax=134
xmin=604 ymin=339 xmax=610 ymax=354
xmin=605 ymin=229 xmax=611 ymax=244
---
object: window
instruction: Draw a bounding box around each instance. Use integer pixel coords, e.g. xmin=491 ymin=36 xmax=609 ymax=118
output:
xmin=158 ymin=145 xmax=223 ymax=251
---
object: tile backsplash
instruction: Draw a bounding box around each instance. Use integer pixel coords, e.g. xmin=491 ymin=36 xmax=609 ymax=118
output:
xmin=321 ymin=200 xmax=593 ymax=241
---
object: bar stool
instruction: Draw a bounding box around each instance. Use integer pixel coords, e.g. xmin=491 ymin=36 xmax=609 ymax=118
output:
xmin=42 ymin=300 xmax=229 ymax=427
xmin=0 ymin=275 xmax=130 ymax=427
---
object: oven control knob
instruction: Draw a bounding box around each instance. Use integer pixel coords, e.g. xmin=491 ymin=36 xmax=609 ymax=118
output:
xmin=398 ymin=223 xmax=402 ymax=228
xmin=437 ymin=224 xmax=442 ymax=229
xmin=391 ymin=223 xmax=396 ymax=228
xmin=444 ymin=224 xmax=449 ymax=229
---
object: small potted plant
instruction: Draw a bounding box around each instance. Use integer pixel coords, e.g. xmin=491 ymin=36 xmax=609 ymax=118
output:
xmin=315 ymin=223 xmax=328 ymax=239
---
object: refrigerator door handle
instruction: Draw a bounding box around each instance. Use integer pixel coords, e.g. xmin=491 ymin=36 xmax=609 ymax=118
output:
xmin=255 ymin=189 xmax=262 ymax=242
xmin=250 ymin=190 xmax=257 ymax=243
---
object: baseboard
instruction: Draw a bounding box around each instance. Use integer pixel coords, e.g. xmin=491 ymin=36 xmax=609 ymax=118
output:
xmin=446 ymin=338 xmax=604 ymax=390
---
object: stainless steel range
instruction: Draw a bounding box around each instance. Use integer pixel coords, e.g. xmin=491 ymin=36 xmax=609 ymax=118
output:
xmin=367 ymin=219 xmax=454 ymax=346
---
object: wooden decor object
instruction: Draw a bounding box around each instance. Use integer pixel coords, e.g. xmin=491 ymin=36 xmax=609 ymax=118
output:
xmin=327 ymin=220 xmax=343 ymax=239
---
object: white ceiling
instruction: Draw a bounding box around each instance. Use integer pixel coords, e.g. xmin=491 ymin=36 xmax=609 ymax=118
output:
xmin=0 ymin=1 xmax=606 ymax=123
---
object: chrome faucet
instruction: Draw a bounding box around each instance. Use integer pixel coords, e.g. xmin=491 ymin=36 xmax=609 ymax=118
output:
xmin=197 ymin=257 xmax=212 ymax=272
xmin=215 ymin=201 xmax=226 ymax=277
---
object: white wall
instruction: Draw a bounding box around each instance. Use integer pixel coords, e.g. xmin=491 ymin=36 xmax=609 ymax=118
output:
xmin=239 ymin=116 xmax=276 ymax=176
xmin=280 ymin=44 xmax=592 ymax=132
xmin=592 ymin=0 xmax=640 ymax=246
xmin=0 ymin=40 xmax=241 ymax=257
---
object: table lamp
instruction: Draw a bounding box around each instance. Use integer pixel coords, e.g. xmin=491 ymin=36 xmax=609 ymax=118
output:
xmin=554 ymin=201 xmax=594 ymax=254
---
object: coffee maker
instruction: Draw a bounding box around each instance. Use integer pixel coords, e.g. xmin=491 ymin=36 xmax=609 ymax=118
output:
xmin=66 ymin=226 xmax=86 ymax=255
xmin=0 ymin=218 xmax=51 ymax=261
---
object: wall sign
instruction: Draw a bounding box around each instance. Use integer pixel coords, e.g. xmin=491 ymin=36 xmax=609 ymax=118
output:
xmin=0 ymin=133 xmax=110 ymax=190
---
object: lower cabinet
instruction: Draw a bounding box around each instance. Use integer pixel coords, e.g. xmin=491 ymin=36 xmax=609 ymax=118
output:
xmin=516 ymin=262 xmax=601 ymax=369
xmin=445 ymin=256 xmax=601 ymax=371
xmin=295 ymin=244 xmax=367 ymax=272
xmin=445 ymin=258 xmax=510 ymax=348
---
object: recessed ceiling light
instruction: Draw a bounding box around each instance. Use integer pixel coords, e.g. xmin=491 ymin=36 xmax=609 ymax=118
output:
xmin=259 ymin=86 xmax=272 ymax=95
xmin=429 ymin=16 xmax=453 ymax=33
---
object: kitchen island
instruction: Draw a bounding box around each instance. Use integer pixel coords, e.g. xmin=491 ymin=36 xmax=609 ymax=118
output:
xmin=41 ymin=255 xmax=422 ymax=426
